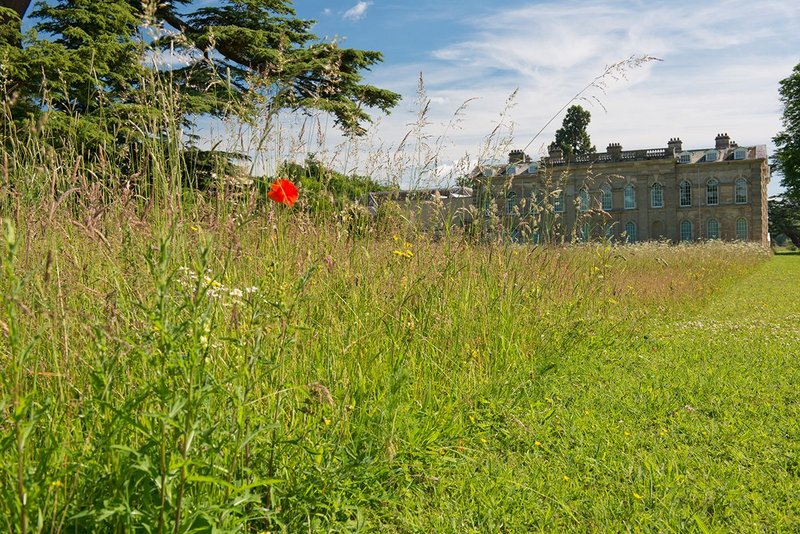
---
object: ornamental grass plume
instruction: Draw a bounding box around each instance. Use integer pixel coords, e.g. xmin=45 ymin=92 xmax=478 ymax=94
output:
xmin=268 ymin=178 xmax=299 ymax=207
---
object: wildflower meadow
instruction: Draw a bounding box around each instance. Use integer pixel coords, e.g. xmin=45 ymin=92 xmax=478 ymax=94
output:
xmin=1 ymin=3 xmax=798 ymax=529
xmin=1 ymin=189 xmax=798 ymax=530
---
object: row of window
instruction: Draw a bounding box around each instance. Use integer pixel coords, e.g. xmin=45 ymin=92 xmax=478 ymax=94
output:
xmin=620 ymin=218 xmax=748 ymax=243
xmin=505 ymin=178 xmax=749 ymax=214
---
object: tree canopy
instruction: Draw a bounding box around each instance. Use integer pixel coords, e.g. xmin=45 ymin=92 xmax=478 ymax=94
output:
xmin=0 ymin=0 xmax=401 ymax=153
xmin=773 ymin=62 xmax=800 ymax=202
xmin=768 ymin=196 xmax=800 ymax=247
xmin=553 ymin=104 xmax=595 ymax=159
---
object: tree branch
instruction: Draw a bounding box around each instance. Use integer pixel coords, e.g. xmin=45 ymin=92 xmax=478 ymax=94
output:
xmin=0 ymin=0 xmax=31 ymax=20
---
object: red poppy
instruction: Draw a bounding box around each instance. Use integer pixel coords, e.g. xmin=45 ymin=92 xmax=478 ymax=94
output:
xmin=267 ymin=178 xmax=299 ymax=207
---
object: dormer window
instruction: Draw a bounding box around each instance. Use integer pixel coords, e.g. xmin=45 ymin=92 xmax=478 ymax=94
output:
xmin=705 ymin=150 xmax=718 ymax=162
xmin=679 ymin=153 xmax=692 ymax=164
xmin=528 ymin=163 xmax=539 ymax=174
xmin=733 ymin=148 xmax=747 ymax=160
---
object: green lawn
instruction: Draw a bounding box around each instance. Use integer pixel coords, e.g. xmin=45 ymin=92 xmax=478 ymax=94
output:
xmin=381 ymin=253 xmax=800 ymax=532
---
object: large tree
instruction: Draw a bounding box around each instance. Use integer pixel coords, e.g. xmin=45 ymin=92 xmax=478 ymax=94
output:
xmin=773 ymin=62 xmax=800 ymax=202
xmin=553 ymin=104 xmax=595 ymax=159
xmin=0 ymin=0 xmax=400 ymax=147
xmin=769 ymin=196 xmax=800 ymax=247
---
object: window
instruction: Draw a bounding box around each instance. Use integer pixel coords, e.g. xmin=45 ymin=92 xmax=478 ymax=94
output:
xmin=624 ymin=184 xmax=636 ymax=209
xmin=679 ymin=153 xmax=692 ymax=164
xmin=578 ymin=188 xmax=589 ymax=212
xmin=707 ymin=218 xmax=720 ymax=240
xmin=528 ymin=163 xmax=539 ymax=174
xmin=706 ymin=179 xmax=719 ymax=206
xmin=735 ymin=178 xmax=748 ymax=204
xmin=624 ymin=221 xmax=637 ymax=243
xmin=529 ymin=189 xmax=543 ymax=214
xmin=479 ymin=191 xmax=492 ymax=215
xmin=736 ymin=218 xmax=748 ymax=240
xmin=734 ymin=148 xmax=747 ymax=160
xmin=679 ymin=180 xmax=692 ymax=207
xmin=506 ymin=165 xmax=517 ymax=176
xmin=506 ymin=191 xmax=518 ymax=215
xmin=680 ymin=219 xmax=693 ymax=241
xmin=650 ymin=183 xmax=664 ymax=208
xmin=578 ymin=223 xmax=591 ymax=242
xmin=600 ymin=185 xmax=612 ymax=211
xmin=705 ymin=150 xmax=718 ymax=162
xmin=553 ymin=190 xmax=565 ymax=213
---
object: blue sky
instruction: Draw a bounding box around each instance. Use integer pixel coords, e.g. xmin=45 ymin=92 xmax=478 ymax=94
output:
xmin=26 ymin=0 xmax=794 ymax=189
xmin=280 ymin=0 xmax=800 ymax=194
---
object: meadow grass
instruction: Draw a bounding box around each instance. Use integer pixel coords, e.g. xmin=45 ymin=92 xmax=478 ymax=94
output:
xmin=1 ymin=204 xmax=796 ymax=532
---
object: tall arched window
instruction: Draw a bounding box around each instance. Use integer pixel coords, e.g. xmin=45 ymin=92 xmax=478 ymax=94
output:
xmin=650 ymin=182 xmax=664 ymax=208
xmin=624 ymin=184 xmax=636 ymax=209
xmin=578 ymin=188 xmax=589 ymax=212
xmin=707 ymin=218 xmax=720 ymax=239
xmin=553 ymin=190 xmax=565 ymax=213
xmin=679 ymin=180 xmax=692 ymax=207
xmin=600 ymin=185 xmax=612 ymax=211
xmin=735 ymin=178 xmax=748 ymax=204
xmin=505 ymin=191 xmax=518 ymax=215
xmin=706 ymin=179 xmax=719 ymax=206
xmin=479 ymin=189 xmax=493 ymax=212
xmin=533 ymin=189 xmax=544 ymax=207
xmin=680 ymin=220 xmax=693 ymax=241
xmin=736 ymin=218 xmax=748 ymax=240
xmin=624 ymin=221 xmax=637 ymax=243
xmin=578 ymin=222 xmax=591 ymax=242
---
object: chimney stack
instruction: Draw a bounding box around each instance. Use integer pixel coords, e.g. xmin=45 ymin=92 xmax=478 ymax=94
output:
xmin=508 ymin=149 xmax=527 ymax=164
xmin=548 ymin=143 xmax=564 ymax=160
xmin=715 ymin=133 xmax=731 ymax=150
xmin=607 ymin=142 xmax=623 ymax=161
xmin=668 ymin=137 xmax=682 ymax=154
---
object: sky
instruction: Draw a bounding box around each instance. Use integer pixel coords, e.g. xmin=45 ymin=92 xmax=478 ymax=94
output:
xmin=274 ymin=0 xmax=800 ymax=195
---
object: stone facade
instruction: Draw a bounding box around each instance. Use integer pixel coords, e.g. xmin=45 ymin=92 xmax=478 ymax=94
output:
xmin=475 ymin=134 xmax=770 ymax=245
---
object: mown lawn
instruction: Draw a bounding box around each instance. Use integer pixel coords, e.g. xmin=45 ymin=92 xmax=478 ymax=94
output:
xmin=1 ymin=215 xmax=797 ymax=532
xmin=420 ymin=253 xmax=800 ymax=532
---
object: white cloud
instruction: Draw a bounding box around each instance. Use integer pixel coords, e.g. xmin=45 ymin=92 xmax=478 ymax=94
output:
xmin=205 ymin=0 xmax=799 ymax=194
xmin=343 ymin=1 xmax=372 ymax=22
xmin=322 ymin=8 xmax=331 ymax=16
xmin=354 ymin=0 xmax=800 ymax=192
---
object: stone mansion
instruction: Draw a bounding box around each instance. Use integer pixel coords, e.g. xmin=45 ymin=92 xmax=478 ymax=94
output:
xmin=474 ymin=134 xmax=770 ymax=245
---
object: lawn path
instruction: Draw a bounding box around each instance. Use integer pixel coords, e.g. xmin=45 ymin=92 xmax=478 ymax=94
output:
xmin=440 ymin=254 xmax=800 ymax=530
xmin=689 ymin=252 xmax=800 ymax=330
xmin=632 ymin=253 xmax=800 ymax=529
